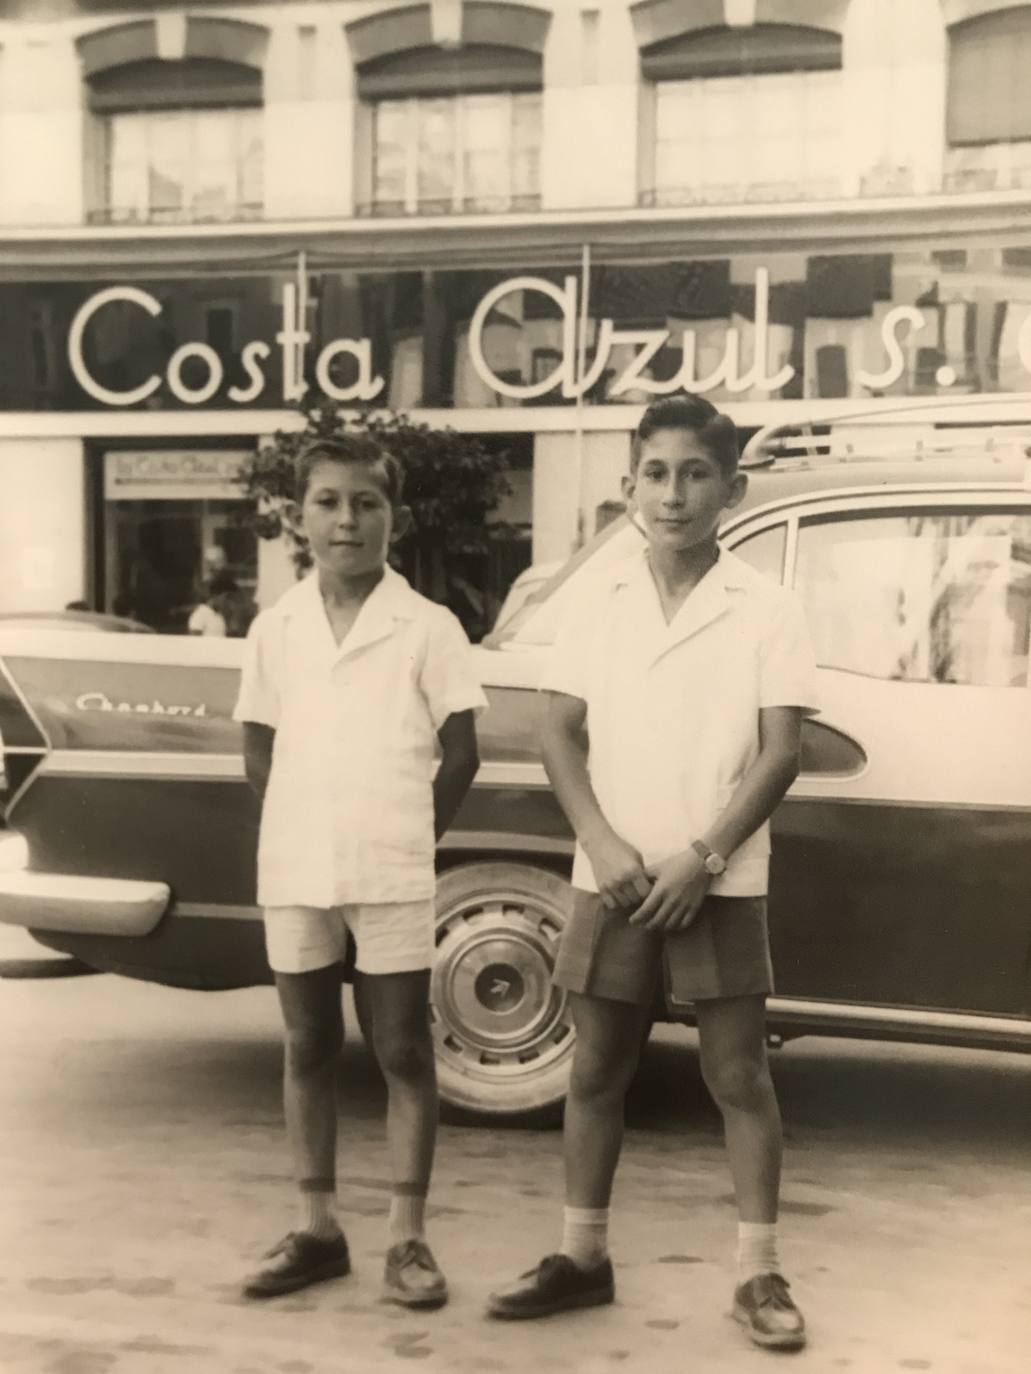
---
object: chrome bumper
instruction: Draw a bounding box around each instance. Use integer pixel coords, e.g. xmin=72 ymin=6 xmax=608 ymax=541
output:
xmin=0 ymin=872 xmax=169 ymax=937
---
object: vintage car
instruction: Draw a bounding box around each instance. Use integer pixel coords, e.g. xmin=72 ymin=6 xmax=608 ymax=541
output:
xmin=2 ymin=419 xmax=1030 ymax=1118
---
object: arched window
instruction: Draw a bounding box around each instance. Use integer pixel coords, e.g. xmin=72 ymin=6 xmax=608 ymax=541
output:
xmin=948 ymin=6 xmax=1031 ymax=143
xmin=347 ymin=3 xmax=549 ymax=216
xmin=945 ymin=5 xmax=1031 ymax=190
xmin=638 ymin=22 xmax=843 ymax=207
xmin=79 ymin=20 xmax=266 ymax=225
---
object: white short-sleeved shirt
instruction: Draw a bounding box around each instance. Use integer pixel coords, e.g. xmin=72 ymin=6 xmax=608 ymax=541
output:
xmin=233 ymin=566 xmax=487 ymax=907
xmin=540 ymin=548 xmax=819 ymax=897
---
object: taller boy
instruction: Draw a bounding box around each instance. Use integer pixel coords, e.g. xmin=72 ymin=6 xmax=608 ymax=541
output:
xmin=234 ymin=435 xmax=485 ymax=1308
xmin=488 ymin=396 xmax=818 ymax=1351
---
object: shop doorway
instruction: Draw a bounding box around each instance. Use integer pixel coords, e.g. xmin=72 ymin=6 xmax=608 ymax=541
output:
xmin=97 ymin=447 xmax=257 ymax=633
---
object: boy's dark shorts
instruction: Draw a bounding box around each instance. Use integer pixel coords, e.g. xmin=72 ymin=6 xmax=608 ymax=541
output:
xmin=553 ymin=888 xmax=774 ymax=1008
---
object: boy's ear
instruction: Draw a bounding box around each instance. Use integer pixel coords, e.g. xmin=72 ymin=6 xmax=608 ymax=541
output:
xmin=724 ymin=470 xmax=748 ymax=511
xmin=282 ymin=499 xmax=303 ymax=534
xmin=390 ymin=505 xmax=414 ymax=543
xmin=620 ymin=472 xmax=637 ymax=508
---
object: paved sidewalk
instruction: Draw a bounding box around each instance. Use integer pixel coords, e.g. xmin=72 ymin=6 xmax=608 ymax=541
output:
xmin=2 ymin=975 xmax=1028 ymax=1374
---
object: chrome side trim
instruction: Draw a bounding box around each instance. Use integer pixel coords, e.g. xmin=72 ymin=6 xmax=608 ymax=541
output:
xmin=175 ymin=901 xmax=260 ymax=923
xmin=0 ymin=872 xmax=169 ymax=937
xmin=0 ymin=656 xmax=52 ymax=815
xmin=767 ymin=996 xmax=1031 ymax=1039
xmin=38 ymin=751 xmax=551 ymax=789
xmin=40 ymin=751 xmax=245 ymax=780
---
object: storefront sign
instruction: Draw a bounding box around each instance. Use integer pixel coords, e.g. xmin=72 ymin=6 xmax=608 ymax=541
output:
xmin=104 ymin=450 xmax=250 ymax=501
xmin=69 ymin=284 xmax=383 ymax=409
xmin=68 ymin=271 xmax=1031 ymax=408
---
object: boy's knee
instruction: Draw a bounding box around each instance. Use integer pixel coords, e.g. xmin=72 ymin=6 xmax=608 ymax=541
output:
xmin=702 ymin=1055 xmax=770 ymax=1112
xmin=570 ymin=1042 xmax=637 ymax=1105
xmin=284 ymin=1017 xmax=342 ymax=1074
xmin=374 ymin=1026 xmax=435 ymax=1084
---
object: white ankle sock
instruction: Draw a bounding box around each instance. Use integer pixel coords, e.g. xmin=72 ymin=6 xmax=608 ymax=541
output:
xmin=737 ymin=1221 xmax=779 ymax=1282
xmin=389 ymin=1188 xmax=427 ymax=1244
xmin=298 ymin=1179 xmax=341 ymax=1241
xmin=561 ymin=1206 xmax=610 ymax=1269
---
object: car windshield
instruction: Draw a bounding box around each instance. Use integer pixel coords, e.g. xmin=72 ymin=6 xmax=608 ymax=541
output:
xmin=489 ymin=516 xmax=647 ymax=649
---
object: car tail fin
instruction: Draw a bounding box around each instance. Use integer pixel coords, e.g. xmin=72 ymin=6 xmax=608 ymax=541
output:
xmin=0 ymin=656 xmax=48 ymax=816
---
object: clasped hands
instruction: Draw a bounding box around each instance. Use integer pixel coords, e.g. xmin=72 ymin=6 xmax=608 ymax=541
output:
xmin=584 ymin=828 xmax=711 ymax=932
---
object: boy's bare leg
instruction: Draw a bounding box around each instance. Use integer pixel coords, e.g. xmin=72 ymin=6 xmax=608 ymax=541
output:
xmin=694 ymin=994 xmax=780 ymax=1223
xmin=275 ymin=967 xmax=345 ymax=1228
xmin=485 ymin=992 xmax=645 ymax=1318
xmin=365 ymin=969 xmax=448 ymax=1307
xmin=242 ymin=967 xmax=350 ymax=1299
xmin=695 ymin=993 xmax=805 ymax=1349
xmin=365 ymin=969 xmax=437 ymax=1190
xmin=565 ymin=992 xmax=652 ymax=1209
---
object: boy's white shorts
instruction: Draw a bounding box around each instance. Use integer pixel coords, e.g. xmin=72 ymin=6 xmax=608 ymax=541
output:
xmin=263 ymin=900 xmax=435 ymax=976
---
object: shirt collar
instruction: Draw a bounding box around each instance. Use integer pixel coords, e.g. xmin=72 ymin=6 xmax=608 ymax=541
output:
xmin=281 ymin=564 xmax=419 ymax=659
xmin=612 ymin=544 xmax=752 ymax=595
xmin=611 ymin=545 xmax=751 ymax=662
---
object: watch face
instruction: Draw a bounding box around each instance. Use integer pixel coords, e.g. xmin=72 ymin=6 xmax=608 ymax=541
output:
xmin=705 ymin=853 xmax=726 ymax=875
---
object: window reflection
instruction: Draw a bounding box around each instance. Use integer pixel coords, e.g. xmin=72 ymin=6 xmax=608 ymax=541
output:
xmin=106 ymin=107 xmax=263 ymax=225
xmin=795 ymin=511 xmax=1031 ymax=687
xmin=372 ymin=93 xmax=541 ymax=215
xmin=654 ymin=71 xmax=841 ymax=207
xmin=10 ymin=241 xmax=1031 ymax=411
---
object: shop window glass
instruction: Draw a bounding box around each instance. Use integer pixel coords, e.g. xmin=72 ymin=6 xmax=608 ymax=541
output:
xmin=794 ymin=510 xmax=1031 ymax=687
xmin=372 ymin=92 xmax=541 ymax=214
xmin=105 ymin=106 xmax=262 ymax=224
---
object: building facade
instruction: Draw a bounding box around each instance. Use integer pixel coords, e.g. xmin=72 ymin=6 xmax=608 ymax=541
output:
xmin=2 ymin=0 xmax=1031 ymax=626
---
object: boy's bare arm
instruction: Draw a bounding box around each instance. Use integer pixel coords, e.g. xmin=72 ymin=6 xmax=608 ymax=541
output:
xmin=629 ymin=706 xmax=803 ymax=931
xmin=433 ymin=709 xmax=480 ymax=841
xmin=541 ymin=691 xmax=652 ymax=911
xmin=242 ymin=722 xmax=275 ymax=804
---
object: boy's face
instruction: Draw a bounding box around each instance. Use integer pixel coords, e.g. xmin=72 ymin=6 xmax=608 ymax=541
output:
xmin=622 ymin=428 xmax=746 ymax=554
xmin=297 ymin=459 xmax=409 ymax=580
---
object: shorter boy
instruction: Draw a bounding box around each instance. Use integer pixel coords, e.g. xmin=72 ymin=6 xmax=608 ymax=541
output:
xmin=487 ymin=395 xmax=819 ymax=1351
xmin=234 ymin=435 xmax=485 ymax=1307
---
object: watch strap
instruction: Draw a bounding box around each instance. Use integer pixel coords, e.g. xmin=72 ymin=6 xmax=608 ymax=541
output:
xmin=692 ymin=838 xmax=726 ymax=874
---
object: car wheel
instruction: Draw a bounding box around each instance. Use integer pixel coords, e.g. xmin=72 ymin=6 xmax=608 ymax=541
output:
xmin=431 ymin=862 xmax=575 ymax=1120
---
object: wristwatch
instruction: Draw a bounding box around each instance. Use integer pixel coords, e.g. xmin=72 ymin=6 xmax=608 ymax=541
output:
xmin=692 ymin=839 xmax=727 ymax=876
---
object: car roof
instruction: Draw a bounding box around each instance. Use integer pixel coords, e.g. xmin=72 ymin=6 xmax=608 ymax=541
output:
xmin=734 ymin=451 xmax=1026 ymax=517
xmin=491 ymin=445 xmax=1030 ymax=649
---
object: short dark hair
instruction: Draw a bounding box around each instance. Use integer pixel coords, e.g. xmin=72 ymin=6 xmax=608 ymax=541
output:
xmin=294 ymin=434 xmax=404 ymax=506
xmin=631 ymin=394 xmax=739 ymax=478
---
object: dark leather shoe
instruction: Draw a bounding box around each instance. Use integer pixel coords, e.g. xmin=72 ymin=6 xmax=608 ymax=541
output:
xmin=242 ymin=1231 xmax=351 ymax=1298
xmin=487 ymin=1253 xmax=614 ymax=1320
xmin=732 ymin=1272 xmax=806 ymax=1350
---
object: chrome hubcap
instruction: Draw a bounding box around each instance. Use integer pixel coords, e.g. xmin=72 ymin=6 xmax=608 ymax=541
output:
xmin=431 ymin=887 xmax=572 ymax=1081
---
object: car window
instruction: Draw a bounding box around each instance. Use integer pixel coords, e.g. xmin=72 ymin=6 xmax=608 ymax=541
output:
xmin=794 ymin=508 xmax=1031 ymax=686
xmin=728 ymin=523 xmax=786 ymax=584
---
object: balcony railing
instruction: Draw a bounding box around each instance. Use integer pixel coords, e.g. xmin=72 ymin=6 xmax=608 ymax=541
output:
xmin=357 ymin=193 xmax=542 ymax=218
xmin=640 ymin=154 xmax=1031 ymax=209
xmin=86 ymin=203 xmax=265 ymax=228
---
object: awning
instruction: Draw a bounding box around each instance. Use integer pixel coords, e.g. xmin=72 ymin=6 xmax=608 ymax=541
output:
xmin=2 ymin=193 xmax=1030 ymax=281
